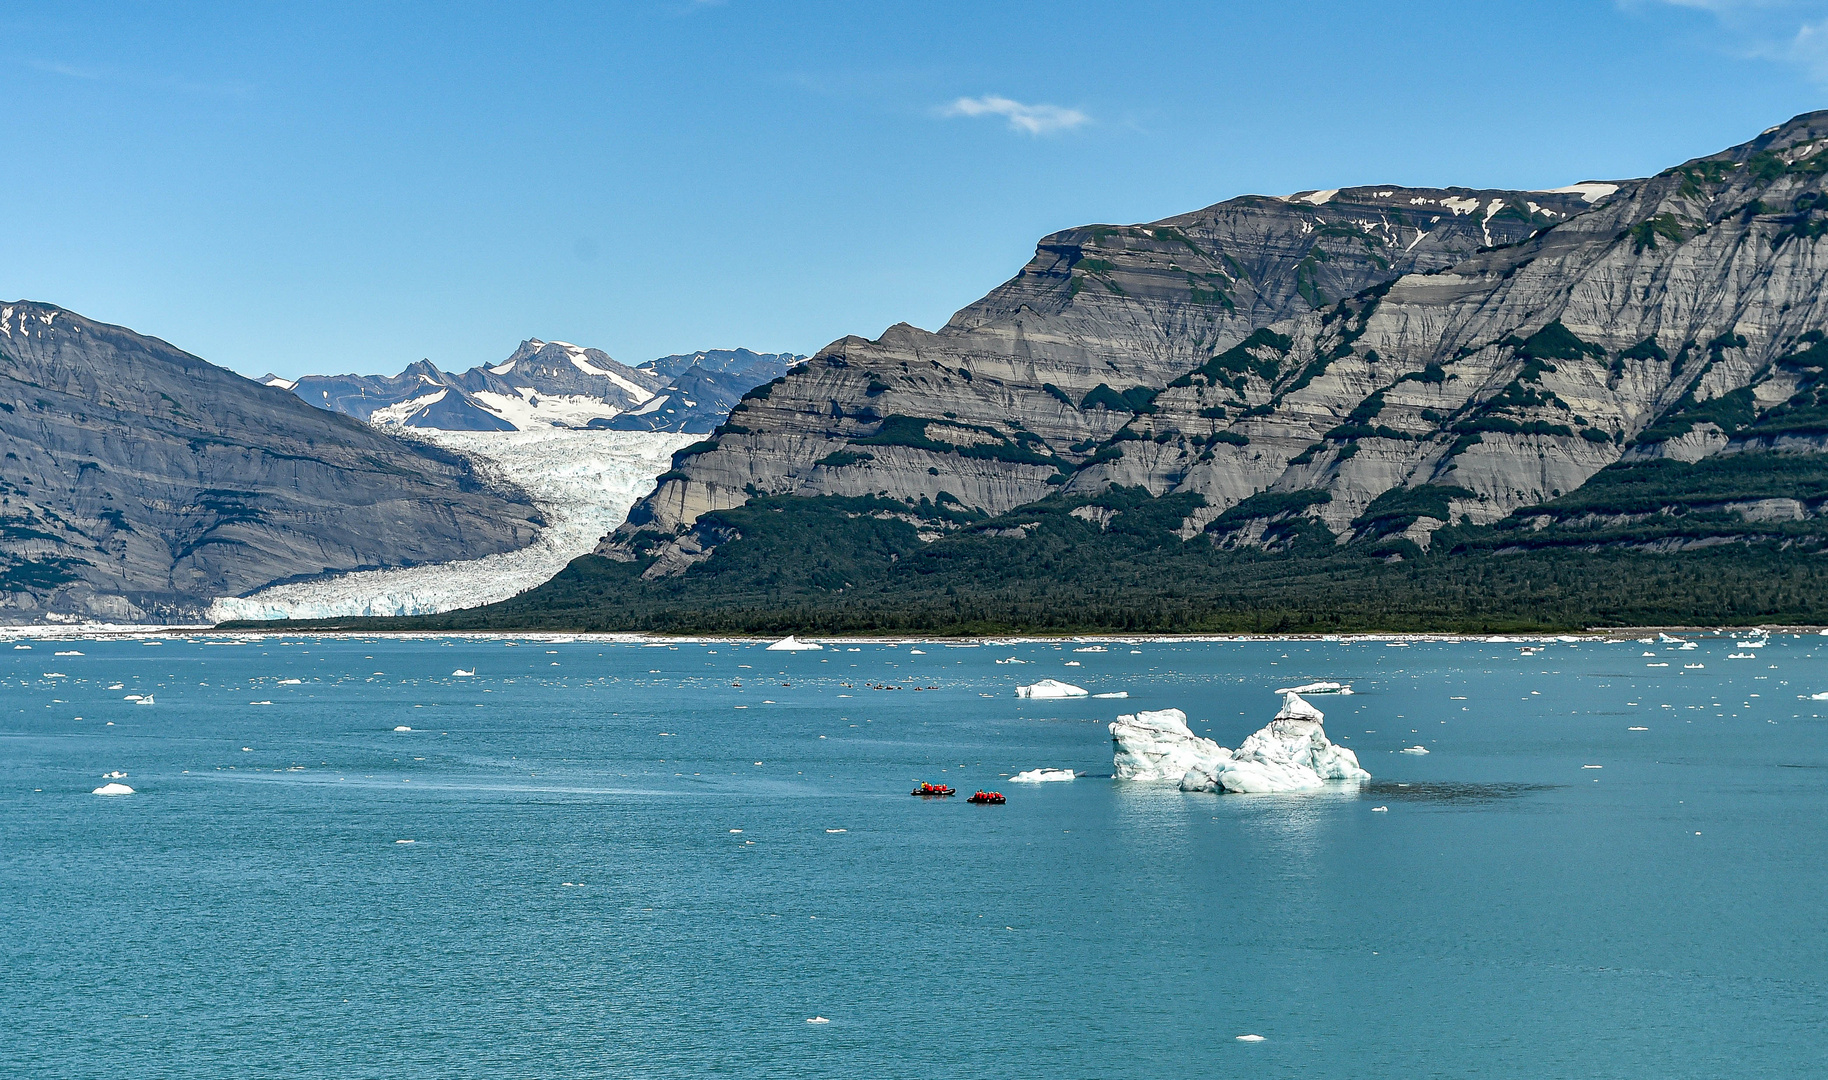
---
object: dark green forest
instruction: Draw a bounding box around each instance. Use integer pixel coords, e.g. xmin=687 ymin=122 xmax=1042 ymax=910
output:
xmin=233 ymin=452 xmax=1828 ymax=635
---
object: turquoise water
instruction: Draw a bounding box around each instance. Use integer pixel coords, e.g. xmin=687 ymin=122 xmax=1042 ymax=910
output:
xmin=3 ymin=633 xmax=1825 ymax=1078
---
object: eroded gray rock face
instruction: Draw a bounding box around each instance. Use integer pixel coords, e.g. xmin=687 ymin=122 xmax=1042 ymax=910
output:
xmin=0 ymin=302 xmax=543 ymax=622
xmin=607 ymin=112 xmax=1828 ymax=567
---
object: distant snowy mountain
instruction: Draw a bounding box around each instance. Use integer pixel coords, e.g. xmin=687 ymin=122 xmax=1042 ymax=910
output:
xmin=290 ymin=341 xmax=803 ymax=433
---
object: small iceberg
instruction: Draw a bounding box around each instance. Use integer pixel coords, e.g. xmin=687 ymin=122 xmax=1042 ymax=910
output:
xmin=135 ymin=695 xmax=154 ymax=705
xmin=766 ymin=635 xmax=822 ymax=652
xmin=277 ymin=678 xmax=302 ymax=685
xmin=807 ymin=1017 xmax=831 ymax=1024
xmin=1811 ymin=692 xmax=1828 ymax=701
xmin=1114 ymin=693 xmax=1368 ymax=794
xmin=1072 ymin=646 xmax=1107 ymax=653
xmin=1274 ymin=680 xmax=1353 ymax=696
xmin=1235 ymin=1034 xmax=1265 ymax=1042
xmin=452 ymin=668 xmax=475 ymax=676
xmin=102 ymin=771 xmax=127 ymax=779
xmin=393 ymin=725 xmax=412 ymax=732
xmin=1017 ymin=679 xmax=1088 ymax=699
xmin=1092 ymin=691 xmax=1129 ymax=699
xmin=92 ymin=782 xmax=134 ymax=795
xmin=1399 ymin=745 xmax=1429 ymax=755
xmin=1010 ymin=768 xmax=1075 ymax=783
xmin=1370 ymin=805 xmax=1388 ymax=812
xmin=55 ymin=650 xmax=82 ymax=656
xmin=1729 ymin=653 xmax=1756 ymax=659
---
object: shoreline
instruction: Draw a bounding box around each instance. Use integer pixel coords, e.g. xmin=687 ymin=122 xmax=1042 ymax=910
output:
xmin=2 ymin=623 xmax=1819 ymax=645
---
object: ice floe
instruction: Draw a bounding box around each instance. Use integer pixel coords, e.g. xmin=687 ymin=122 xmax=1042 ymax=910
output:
xmin=92 ymin=782 xmax=134 ymax=795
xmin=1113 ymin=693 xmax=1369 ymax=794
xmin=1017 ymin=679 xmax=1088 ymax=699
xmin=452 ymin=668 xmax=475 ymax=676
xmin=1274 ymin=680 xmax=1352 ymax=695
xmin=766 ymin=635 xmax=822 ymax=652
xmin=1010 ymin=768 xmax=1075 ymax=783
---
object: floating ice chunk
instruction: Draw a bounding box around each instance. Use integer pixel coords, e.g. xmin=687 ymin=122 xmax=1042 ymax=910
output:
xmin=277 ymin=678 xmax=302 ymax=685
xmin=1400 ymin=745 xmax=1429 ymax=755
xmin=825 ymin=828 xmax=847 ymax=833
xmin=1063 ymin=660 xmax=1082 ymax=666
xmin=1810 ymin=692 xmax=1828 ymax=700
xmin=250 ymin=700 xmax=272 ymax=705
xmin=1235 ymin=1034 xmax=1265 ymax=1042
xmin=1582 ymin=764 xmax=1603 ymax=769
xmin=452 ymin=668 xmax=475 ymax=676
xmin=1073 ymin=646 xmax=1106 ymax=653
xmin=55 ymin=650 xmax=82 ymax=656
xmin=1175 ymin=694 xmax=1369 ymax=794
xmin=12 ymin=644 xmax=29 ymax=649
xmin=766 ymin=635 xmax=822 ymax=652
xmin=807 ymin=1017 xmax=830 ymax=1024
xmin=393 ymin=726 xmax=412 ymax=732
xmin=1274 ymin=681 xmax=1353 ymax=695
xmin=909 ymin=649 xmax=925 ymax=654
xmin=1010 ymin=768 xmax=1076 ymax=783
xmin=92 ymin=782 xmax=134 ymax=795
xmin=135 ymin=695 xmax=154 ymax=705
xmin=1017 ymin=679 xmax=1088 ymax=699
xmin=1628 ymin=726 xmax=1649 ymax=731
xmin=1370 ymin=805 xmax=1388 ymax=812
xmin=102 ymin=771 xmax=127 ymax=779
xmin=1092 ymin=691 xmax=1129 ymax=699
xmin=1111 ymin=708 xmax=1229 ymax=782
xmin=395 ymin=839 xmax=415 ymax=844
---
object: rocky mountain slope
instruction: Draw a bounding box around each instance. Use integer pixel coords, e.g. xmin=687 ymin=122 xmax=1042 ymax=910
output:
xmin=0 ymin=302 xmax=542 ymax=622
xmin=601 ymin=112 xmax=1828 ymax=575
xmin=287 ymin=342 xmax=801 ymax=434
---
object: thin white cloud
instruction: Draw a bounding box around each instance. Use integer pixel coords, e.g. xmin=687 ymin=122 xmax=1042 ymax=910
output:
xmin=942 ymin=95 xmax=1089 ymax=135
xmin=1635 ymin=0 xmax=1828 ymax=78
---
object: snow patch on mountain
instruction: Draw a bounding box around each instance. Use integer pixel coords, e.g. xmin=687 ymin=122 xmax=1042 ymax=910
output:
xmin=207 ymin=428 xmax=693 ymax=621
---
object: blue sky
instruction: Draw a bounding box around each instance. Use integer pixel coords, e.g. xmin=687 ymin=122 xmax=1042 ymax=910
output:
xmin=3 ymin=1 xmax=1826 ymax=378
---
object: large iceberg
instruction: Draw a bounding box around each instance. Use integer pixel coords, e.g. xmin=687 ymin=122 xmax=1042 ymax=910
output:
xmin=1110 ymin=708 xmax=1225 ymax=781
xmin=1111 ymin=693 xmax=1369 ymax=794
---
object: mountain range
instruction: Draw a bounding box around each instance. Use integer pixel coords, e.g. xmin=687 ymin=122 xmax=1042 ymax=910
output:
xmin=323 ymin=110 xmax=1828 ymax=633
xmin=281 ymin=343 xmax=802 ymax=433
xmin=0 ymin=302 xmax=542 ymax=622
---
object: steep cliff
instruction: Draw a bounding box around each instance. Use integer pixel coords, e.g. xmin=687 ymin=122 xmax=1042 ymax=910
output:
xmin=604 ymin=112 xmax=1828 ymax=571
xmin=603 ymin=180 xmax=1611 ymax=556
xmin=0 ymin=302 xmax=542 ymax=622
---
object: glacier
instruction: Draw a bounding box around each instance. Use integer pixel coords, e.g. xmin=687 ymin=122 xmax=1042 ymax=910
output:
xmin=207 ymin=428 xmax=694 ymax=621
xmin=1111 ymin=692 xmax=1369 ymax=794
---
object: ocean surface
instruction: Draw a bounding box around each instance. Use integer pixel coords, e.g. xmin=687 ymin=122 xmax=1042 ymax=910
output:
xmin=3 ymin=632 xmax=1825 ymax=1078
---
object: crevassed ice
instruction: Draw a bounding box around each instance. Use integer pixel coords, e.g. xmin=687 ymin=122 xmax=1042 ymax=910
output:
xmin=207 ymin=429 xmax=694 ymax=621
xmin=1111 ymin=693 xmax=1370 ymax=794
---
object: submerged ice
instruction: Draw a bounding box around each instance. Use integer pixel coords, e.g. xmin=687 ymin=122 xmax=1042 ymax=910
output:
xmin=1111 ymin=692 xmax=1368 ymax=794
